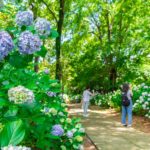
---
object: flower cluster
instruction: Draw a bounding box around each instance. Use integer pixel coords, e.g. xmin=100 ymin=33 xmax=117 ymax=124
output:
xmin=35 ymin=18 xmax=51 ymax=37
xmin=66 ymin=131 xmax=73 ymax=138
xmin=47 ymin=91 xmax=56 ymax=97
xmin=133 ymin=83 xmax=150 ymax=118
xmin=51 ymin=124 xmax=64 ymax=136
xmin=41 ymin=107 xmax=57 ymax=115
xmin=8 ymin=86 xmax=35 ymax=104
xmin=18 ymin=31 xmax=42 ymax=54
xmin=1 ymin=145 xmax=31 ymax=150
xmin=44 ymin=69 xmax=50 ymax=74
xmin=16 ymin=11 xmax=33 ymax=27
xmin=0 ymin=31 xmax=14 ymax=60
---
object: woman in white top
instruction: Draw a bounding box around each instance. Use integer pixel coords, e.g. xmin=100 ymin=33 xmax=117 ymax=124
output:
xmin=121 ymin=83 xmax=133 ymax=127
xmin=82 ymin=86 xmax=93 ymax=117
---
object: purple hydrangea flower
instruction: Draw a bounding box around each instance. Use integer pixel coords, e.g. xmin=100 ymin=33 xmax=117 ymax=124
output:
xmin=47 ymin=91 xmax=56 ymax=97
xmin=44 ymin=69 xmax=50 ymax=74
xmin=18 ymin=31 xmax=42 ymax=54
xmin=16 ymin=11 xmax=33 ymax=27
xmin=35 ymin=18 xmax=51 ymax=37
xmin=0 ymin=31 xmax=14 ymax=60
xmin=51 ymin=124 xmax=64 ymax=136
xmin=66 ymin=131 xmax=73 ymax=138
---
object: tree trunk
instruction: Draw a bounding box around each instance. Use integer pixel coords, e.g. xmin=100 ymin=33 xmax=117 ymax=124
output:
xmin=34 ymin=57 xmax=39 ymax=72
xmin=29 ymin=0 xmax=39 ymax=72
xmin=109 ymin=67 xmax=117 ymax=91
xmin=56 ymin=0 xmax=65 ymax=81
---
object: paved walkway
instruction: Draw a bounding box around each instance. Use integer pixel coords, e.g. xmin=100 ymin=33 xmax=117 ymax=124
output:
xmin=69 ymin=104 xmax=150 ymax=150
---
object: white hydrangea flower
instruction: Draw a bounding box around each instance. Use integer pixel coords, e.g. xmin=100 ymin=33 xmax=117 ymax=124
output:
xmin=79 ymin=128 xmax=85 ymax=133
xmin=58 ymin=112 xmax=64 ymax=116
xmin=41 ymin=107 xmax=57 ymax=115
xmin=1 ymin=145 xmax=31 ymax=150
xmin=8 ymin=86 xmax=35 ymax=104
xmin=72 ymin=128 xmax=77 ymax=133
xmin=78 ymin=145 xmax=84 ymax=150
xmin=66 ymin=118 xmax=71 ymax=124
xmin=145 ymin=101 xmax=149 ymax=105
xmin=49 ymin=108 xmax=57 ymax=115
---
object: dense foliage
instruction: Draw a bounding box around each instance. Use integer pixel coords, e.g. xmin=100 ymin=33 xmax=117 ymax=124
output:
xmin=0 ymin=8 xmax=84 ymax=150
xmin=91 ymin=83 xmax=150 ymax=119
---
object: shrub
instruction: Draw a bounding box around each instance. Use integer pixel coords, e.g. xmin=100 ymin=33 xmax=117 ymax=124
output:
xmin=0 ymin=10 xmax=84 ymax=150
xmin=91 ymin=90 xmax=122 ymax=111
xmin=133 ymin=83 xmax=150 ymax=118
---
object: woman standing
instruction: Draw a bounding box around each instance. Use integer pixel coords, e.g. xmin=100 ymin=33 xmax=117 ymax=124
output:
xmin=82 ymin=86 xmax=93 ymax=117
xmin=121 ymin=83 xmax=133 ymax=127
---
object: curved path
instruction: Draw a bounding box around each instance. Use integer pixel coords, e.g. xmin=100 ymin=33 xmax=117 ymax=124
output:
xmin=69 ymin=104 xmax=150 ymax=150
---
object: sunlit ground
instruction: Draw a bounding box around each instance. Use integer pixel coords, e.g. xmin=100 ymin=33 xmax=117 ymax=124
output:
xmin=69 ymin=104 xmax=150 ymax=150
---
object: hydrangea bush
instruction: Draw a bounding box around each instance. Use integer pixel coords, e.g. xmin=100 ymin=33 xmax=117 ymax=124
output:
xmin=0 ymin=10 xmax=84 ymax=150
xmin=91 ymin=83 xmax=150 ymax=119
xmin=133 ymin=83 xmax=150 ymax=118
xmin=91 ymin=90 xmax=121 ymax=110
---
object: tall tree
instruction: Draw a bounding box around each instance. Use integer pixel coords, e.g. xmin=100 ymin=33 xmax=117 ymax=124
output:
xmin=55 ymin=0 xmax=65 ymax=80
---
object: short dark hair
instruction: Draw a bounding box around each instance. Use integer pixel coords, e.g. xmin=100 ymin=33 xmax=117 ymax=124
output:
xmin=122 ymin=83 xmax=130 ymax=93
xmin=86 ymin=86 xmax=90 ymax=90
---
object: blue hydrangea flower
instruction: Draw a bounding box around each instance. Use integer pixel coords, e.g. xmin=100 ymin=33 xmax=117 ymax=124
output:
xmin=35 ymin=18 xmax=51 ymax=37
xmin=47 ymin=91 xmax=56 ymax=97
xmin=51 ymin=124 xmax=64 ymax=136
xmin=0 ymin=31 xmax=14 ymax=60
xmin=66 ymin=131 xmax=73 ymax=138
xmin=18 ymin=31 xmax=42 ymax=54
xmin=16 ymin=11 xmax=33 ymax=27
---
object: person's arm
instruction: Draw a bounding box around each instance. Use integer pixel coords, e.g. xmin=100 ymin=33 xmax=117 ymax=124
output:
xmin=129 ymin=90 xmax=133 ymax=97
xmin=88 ymin=90 xmax=93 ymax=96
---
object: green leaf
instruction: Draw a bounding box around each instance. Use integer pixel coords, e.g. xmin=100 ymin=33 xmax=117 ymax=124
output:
xmin=35 ymin=46 xmax=47 ymax=58
xmin=9 ymin=52 xmax=33 ymax=68
xmin=49 ymin=29 xmax=59 ymax=38
xmin=21 ymin=25 xmax=26 ymax=31
xmin=4 ymin=106 xmax=18 ymax=117
xmin=0 ymin=98 xmax=7 ymax=107
xmin=49 ymin=134 xmax=60 ymax=140
xmin=0 ymin=120 xmax=25 ymax=147
xmin=26 ymin=25 xmax=36 ymax=33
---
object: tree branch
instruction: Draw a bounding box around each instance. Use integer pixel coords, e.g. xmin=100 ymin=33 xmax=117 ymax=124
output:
xmin=40 ymin=0 xmax=58 ymax=23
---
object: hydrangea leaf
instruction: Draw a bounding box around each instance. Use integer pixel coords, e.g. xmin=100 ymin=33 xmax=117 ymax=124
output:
xmin=0 ymin=98 xmax=8 ymax=107
xmin=4 ymin=106 xmax=18 ymax=117
xmin=49 ymin=29 xmax=59 ymax=38
xmin=35 ymin=46 xmax=47 ymax=58
xmin=0 ymin=120 xmax=25 ymax=147
xmin=9 ymin=52 xmax=33 ymax=68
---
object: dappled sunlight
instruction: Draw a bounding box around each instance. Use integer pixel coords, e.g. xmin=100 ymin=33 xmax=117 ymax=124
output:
xmin=69 ymin=104 xmax=150 ymax=149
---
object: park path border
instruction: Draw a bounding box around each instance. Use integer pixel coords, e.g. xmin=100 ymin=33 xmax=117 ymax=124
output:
xmin=85 ymin=133 xmax=99 ymax=150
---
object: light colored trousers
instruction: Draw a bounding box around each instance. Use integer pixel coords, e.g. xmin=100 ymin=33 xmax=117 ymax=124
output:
xmin=121 ymin=99 xmax=132 ymax=125
xmin=83 ymin=101 xmax=90 ymax=115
